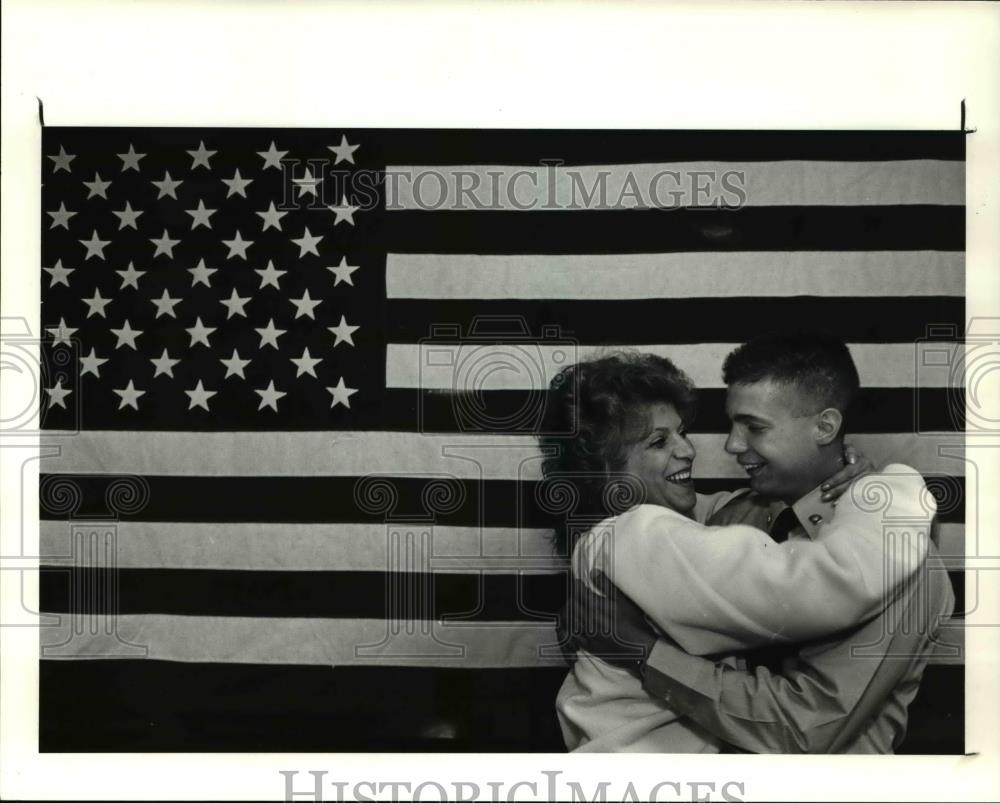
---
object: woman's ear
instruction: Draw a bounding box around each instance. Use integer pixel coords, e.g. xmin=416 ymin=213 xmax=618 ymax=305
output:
xmin=815 ymin=407 xmax=844 ymax=445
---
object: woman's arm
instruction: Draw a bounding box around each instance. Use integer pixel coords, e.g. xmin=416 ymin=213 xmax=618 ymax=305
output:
xmin=603 ymin=465 xmax=932 ymax=655
xmin=569 ymin=521 xmax=955 ymax=754
xmin=639 ymin=557 xmax=955 ymax=753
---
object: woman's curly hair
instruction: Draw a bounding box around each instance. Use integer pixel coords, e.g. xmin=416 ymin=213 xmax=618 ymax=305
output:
xmin=535 ymin=350 xmax=698 ymax=555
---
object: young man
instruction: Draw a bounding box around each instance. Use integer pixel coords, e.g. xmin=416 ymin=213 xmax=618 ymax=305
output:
xmin=567 ymin=332 xmax=955 ymax=753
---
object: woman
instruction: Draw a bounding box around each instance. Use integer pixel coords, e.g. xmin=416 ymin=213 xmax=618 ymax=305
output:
xmin=536 ymin=351 xmax=933 ymax=752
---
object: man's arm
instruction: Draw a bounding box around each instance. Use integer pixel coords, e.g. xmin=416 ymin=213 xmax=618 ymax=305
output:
xmin=643 ymin=639 xmax=851 ymax=754
xmin=599 ymin=465 xmax=932 ymax=655
xmin=642 ymin=557 xmax=955 ymax=754
xmin=573 ymin=557 xmax=956 ymax=754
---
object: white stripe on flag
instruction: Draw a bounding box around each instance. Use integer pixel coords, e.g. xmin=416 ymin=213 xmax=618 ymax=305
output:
xmin=39 ymin=520 xmax=964 ymax=569
xmin=386 ymin=161 xmax=964 ymax=209
xmin=41 ymin=615 xmax=571 ymax=667
xmin=386 ymin=252 xmax=964 ymax=300
xmin=389 ymin=342 xmax=967 ymax=390
xmin=41 ymin=431 xmax=966 ymax=479
xmin=39 ymin=614 xmax=964 ymax=666
xmin=40 ymin=521 xmax=561 ymax=571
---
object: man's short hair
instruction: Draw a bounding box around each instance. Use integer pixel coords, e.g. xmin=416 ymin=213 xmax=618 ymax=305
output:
xmin=722 ymin=331 xmax=861 ymax=418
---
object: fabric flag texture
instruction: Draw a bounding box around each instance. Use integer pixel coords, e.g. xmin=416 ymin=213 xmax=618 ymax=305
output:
xmin=37 ymin=129 xmax=965 ymax=751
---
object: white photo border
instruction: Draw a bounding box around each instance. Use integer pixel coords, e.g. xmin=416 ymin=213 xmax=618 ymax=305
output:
xmin=2 ymin=1 xmax=998 ymax=800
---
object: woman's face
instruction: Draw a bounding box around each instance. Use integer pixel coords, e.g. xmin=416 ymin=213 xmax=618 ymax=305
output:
xmin=621 ymin=402 xmax=697 ymax=514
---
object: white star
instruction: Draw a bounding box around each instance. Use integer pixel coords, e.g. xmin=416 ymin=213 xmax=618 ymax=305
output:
xmin=254 ymin=380 xmax=286 ymax=412
xmin=186 ymin=199 xmax=217 ymax=229
xmin=46 ymin=317 xmax=78 ymax=347
xmin=222 ymin=230 xmax=253 ymax=260
xmin=186 ymin=317 xmax=216 ymax=348
xmin=329 ymin=195 xmax=359 ymax=226
xmin=255 ymin=259 xmax=286 ymax=290
xmin=150 ymin=348 xmax=180 ymax=378
xmin=220 ymin=349 xmax=251 ymax=379
xmin=329 ymin=315 xmax=359 ymax=347
xmin=328 ymin=135 xmax=360 ymax=165
xmin=219 ymin=288 xmax=251 ymax=319
xmin=110 ymin=319 xmax=143 ymax=350
xmin=256 ymin=200 xmax=287 ymax=231
xmin=48 ymin=145 xmax=75 ymax=173
xmin=290 ymin=347 xmax=322 ymax=378
xmin=116 ymin=261 xmax=145 ymax=290
xmin=289 ymin=289 xmax=322 ymax=320
xmin=187 ymin=140 xmax=217 ymax=170
xmin=80 ymin=347 xmax=108 ymax=378
xmin=112 ymin=201 xmax=143 ymax=230
xmin=222 ymin=168 xmax=253 ymax=198
xmin=79 ymin=230 xmax=111 ymax=260
xmin=150 ymin=229 xmax=180 ymax=258
xmin=255 ymin=318 xmax=286 ymax=350
xmin=188 ymin=258 xmax=217 ymax=287
xmin=82 ymin=288 xmax=112 ymax=318
xmin=291 ymin=226 xmax=323 ymax=257
xmin=327 ymin=256 xmax=359 ymax=287
xmin=257 ymin=140 xmax=288 ymax=171
xmin=45 ymin=379 xmax=73 ymax=410
xmin=150 ymin=290 xmax=182 ymax=319
xmin=152 ymin=171 xmax=183 ymax=200
xmin=118 ymin=144 xmax=146 ymax=172
xmin=113 ymin=379 xmax=145 ymax=411
xmin=185 ymin=380 xmax=217 ymax=412
xmin=326 ymin=377 xmax=357 ymax=409
xmin=43 ymin=259 xmax=74 ymax=288
xmin=292 ymin=167 xmax=321 ymax=198
xmin=47 ymin=202 xmax=77 ymax=230
xmin=83 ymin=172 xmax=112 ymax=199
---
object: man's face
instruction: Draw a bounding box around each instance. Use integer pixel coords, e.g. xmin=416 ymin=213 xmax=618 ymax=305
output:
xmin=724 ymin=380 xmax=826 ymax=502
xmin=621 ymin=402 xmax=697 ymax=515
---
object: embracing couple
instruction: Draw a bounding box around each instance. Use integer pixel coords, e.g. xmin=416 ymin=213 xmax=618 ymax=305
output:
xmin=538 ymin=331 xmax=955 ymax=753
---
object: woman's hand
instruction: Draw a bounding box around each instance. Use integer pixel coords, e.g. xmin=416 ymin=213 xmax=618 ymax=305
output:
xmin=819 ymin=442 xmax=876 ymax=502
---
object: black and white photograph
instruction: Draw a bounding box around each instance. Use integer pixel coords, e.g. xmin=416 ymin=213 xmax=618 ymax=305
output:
xmin=32 ymin=126 xmax=966 ymax=757
xmin=2 ymin=2 xmax=998 ymax=801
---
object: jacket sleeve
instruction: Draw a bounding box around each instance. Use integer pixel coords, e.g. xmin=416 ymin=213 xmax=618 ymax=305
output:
xmin=606 ymin=464 xmax=933 ymax=655
xmin=638 ymin=555 xmax=955 ymax=753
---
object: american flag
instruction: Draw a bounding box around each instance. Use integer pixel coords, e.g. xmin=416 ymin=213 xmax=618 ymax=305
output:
xmin=38 ymin=129 xmax=965 ymax=751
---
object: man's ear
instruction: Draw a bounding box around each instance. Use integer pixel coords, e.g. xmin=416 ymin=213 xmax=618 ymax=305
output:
xmin=815 ymin=407 xmax=843 ymax=445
